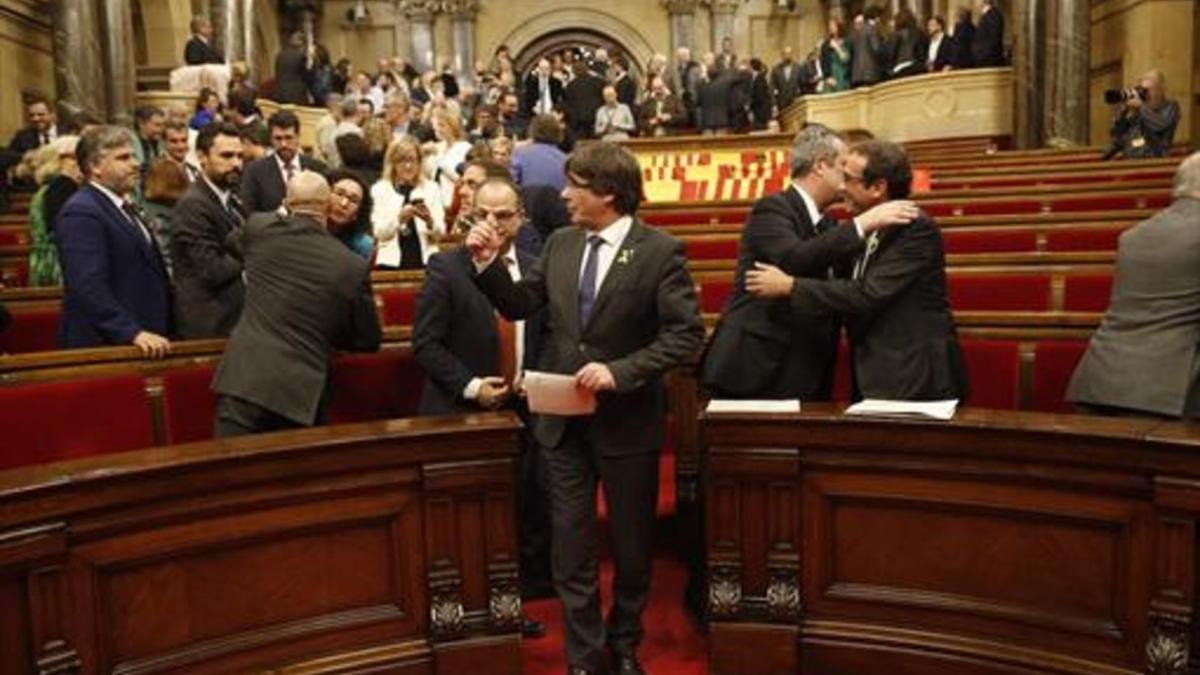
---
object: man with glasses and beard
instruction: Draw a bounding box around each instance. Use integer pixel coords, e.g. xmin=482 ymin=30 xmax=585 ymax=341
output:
xmin=171 ymin=122 xmax=247 ymax=338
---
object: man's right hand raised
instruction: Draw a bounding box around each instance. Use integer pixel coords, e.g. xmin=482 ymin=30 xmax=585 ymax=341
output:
xmin=857 ymin=199 xmax=920 ymax=234
xmin=465 ymin=220 xmax=502 ymax=266
xmin=132 ymin=331 xmax=171 ymax=359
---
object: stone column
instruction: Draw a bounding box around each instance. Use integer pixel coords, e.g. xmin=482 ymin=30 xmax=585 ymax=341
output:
xmin=662 ymin=0 xmax=700 ymax=53
xmin=400 ymin=0 xmax=438 ymax=73
xmin=242 ymin=0 xmax=257 ymax=79
xmin=708 ymin=0 xmax=739 ymax=55
xmin=1011 ymin=0 xmax=1045 ymax=148
xmin=446 ymin=0 xmax=479 ymax=85
xmin=1043 ymin=0 xmax=1089 ymax=145
xmin=52 ymin=0 xmax=108 ymax=119
xmin=102 ymin=0 xmax=138 ymax=126
xmin=211 ymin=0 xmax=243 ymax=63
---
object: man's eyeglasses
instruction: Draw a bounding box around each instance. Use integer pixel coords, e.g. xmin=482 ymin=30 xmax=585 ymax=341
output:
xmin=472 ymin=208 xmax=520 ymax=222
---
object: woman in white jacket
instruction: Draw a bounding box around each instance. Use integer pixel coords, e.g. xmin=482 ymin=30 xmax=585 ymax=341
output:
xmin=370 ymin=135 xmax=445 ymax=269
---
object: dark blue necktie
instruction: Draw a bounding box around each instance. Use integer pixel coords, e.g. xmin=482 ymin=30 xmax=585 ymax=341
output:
xmin=578 ymin=234 xmax=604 ymax=328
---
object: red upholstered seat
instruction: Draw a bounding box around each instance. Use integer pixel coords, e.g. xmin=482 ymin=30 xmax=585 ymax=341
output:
xmin=0 ymin=229 xmax=28 ymax=245
xmin=942 ymin=229 xmax=1038 ymax=254
xmin=0 ymin=375 xmax=154 ymax=470
xmin=960 ymin=339 xmax=1021 ymax=410
xmin=0 ymin=307 xmax=60 ymax=354
xmin=1063 ymin=274 xmax=1114 ymax=312
xmin=684 ymin=238 xmax=739 ymax=261
xmin=328 ymin=349 xmax=423 ymax=423
xmin=378 ymin=287 xmax=417 ymax=326
xmin=162 ymin=366 xmax=218 ymax=444
xmin=642 ymin=210 xmax=745 ymax=227
xmin=1045 ymin=227 xmax=1124 ymax=252
xmin=1031 ymin=340 xmax=1089 ymax=413
xmin=948 ymin=274 xmax=1051 ymax=311
xmin=698 ymin=278 xmax=735 ymax=314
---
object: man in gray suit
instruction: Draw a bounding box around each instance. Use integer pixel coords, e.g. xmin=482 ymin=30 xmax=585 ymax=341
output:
xmin=850 ymin=8 xmax=887 ymax=88
xmin=1067 ymin=152 xmax=1200 ymax=419
xmin=213 ymin=171 xmax=382 ymax=437
xmin=466 ymin=142 xmax=704 ymax=675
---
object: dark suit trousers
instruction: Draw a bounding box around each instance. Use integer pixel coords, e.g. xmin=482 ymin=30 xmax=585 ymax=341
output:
xmin=517 ymin=423 xmax=553 ymax=592
xmin=214 ymin=394 xmax=321 ymax=437
xmin=546 ymin=419 xmax=659 ymax=671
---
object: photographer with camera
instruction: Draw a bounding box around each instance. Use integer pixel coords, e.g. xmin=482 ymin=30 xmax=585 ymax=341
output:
xmin=1105 ymin=69 xmax=1180 ymax=160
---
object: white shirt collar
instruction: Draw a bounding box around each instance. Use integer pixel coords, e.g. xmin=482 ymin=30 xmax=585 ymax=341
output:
xmin=590 ymin=215 xmax=633 ymax=248
xmin=91 ymin=182 xmax=127 ymax=211
xmin=790 ymin=183 xmax=823 ymax=227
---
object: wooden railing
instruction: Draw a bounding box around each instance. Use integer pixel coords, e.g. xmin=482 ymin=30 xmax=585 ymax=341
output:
xmin=703 ymin=406 xmax=1200 ymax=675
xmin=0 ymin=413 xmax=525 ymax=675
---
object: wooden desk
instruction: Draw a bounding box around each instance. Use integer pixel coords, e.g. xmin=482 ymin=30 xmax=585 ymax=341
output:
xmin=0 ymin=413 xmax=525 ymax=675
xmin=703 ymin=406 xmax=1200 ymax=675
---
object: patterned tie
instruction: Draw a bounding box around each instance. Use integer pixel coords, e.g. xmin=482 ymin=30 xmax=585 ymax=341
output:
xmin=577 ymin=234 xmax=604 ymax=328
xmin=226 ymin=193 xmax=245 ymax=226
xmin=121 ymin=201 xmax=154 ymax=244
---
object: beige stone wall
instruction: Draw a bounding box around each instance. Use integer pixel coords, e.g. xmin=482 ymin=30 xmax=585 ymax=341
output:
xmin=1090 ymin=0 xmax=1196 ymax=145
xmin=0 ymin=0 xmax=54 ymax=141
xmin=135 ymin=0 xmax=192 ymax=67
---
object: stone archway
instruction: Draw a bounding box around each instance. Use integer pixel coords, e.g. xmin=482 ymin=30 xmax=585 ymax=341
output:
xmin=493 ymin=6 xmax=657 ymax=77
xmin=512 ymin=28 xmax=645 ymax=84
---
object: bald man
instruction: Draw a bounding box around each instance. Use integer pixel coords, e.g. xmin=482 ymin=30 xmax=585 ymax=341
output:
xmin=212 ymin=170 xmax=382 ymax=437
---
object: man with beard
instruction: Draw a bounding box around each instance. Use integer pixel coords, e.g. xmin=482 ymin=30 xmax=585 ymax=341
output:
xmin=240 ymin=110 xmax=327 ymax=213
xmin=57 ymin=126 xmax=172 ymax=355
xmin=171 ymin=122 xmax=247 ymax=338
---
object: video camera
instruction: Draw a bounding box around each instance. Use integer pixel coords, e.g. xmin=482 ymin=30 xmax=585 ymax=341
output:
xmin=1104 ymin=85 xmax=1148 ymax=105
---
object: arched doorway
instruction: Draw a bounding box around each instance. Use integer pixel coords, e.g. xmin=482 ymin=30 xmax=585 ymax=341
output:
xmin=513 ymin=28 xmax=643 ymax=83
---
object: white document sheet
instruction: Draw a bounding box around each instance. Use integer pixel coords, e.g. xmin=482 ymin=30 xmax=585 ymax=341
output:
xmin=705 ymin=399 xmax=801 ymax=414
xmin=523 ymin=371 xmax=597 ymax=416
xmin=844 ymin=399 xmax=959 ymax=421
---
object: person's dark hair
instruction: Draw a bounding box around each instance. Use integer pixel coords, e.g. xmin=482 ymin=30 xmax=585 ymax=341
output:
xmin=829 ymin=19 xmax=846 ymax=39
xmin=749 ymin=57 xmax=765 ymax=74
xmin=239 ymin=122 xmax=270 ymax=149
xmin=359 ymin=97 xmax=375 ymax=115
xmin=864 ymin=5 xmax=885 ymax=21
xmin=66 ymin=110 xmax=102 ymax=134
xmin=564 ymin=141 xmax=642 ymax=215
xmin=144 ymin=158 xmax=189 ymax=204
xmin=325 ymin=167 xmax=373 ymax=238
xmin=195 ymin=87 xmax=219 ymax=112
xmin=852 ymin=140 xmax=912 ymax=199
xmin=955 ymin=6 xmax=971 ymax=23
xmin=76 ymin=125 xmax=132 ymax=175
xmin=571 ymin=61 xmax=589 ymax=78
xmin=475 ymin=103 xmax=498 ymax=122
xmin=465 ymin=140 xmax=493 ymax=163
xmin=134 ymin=105 xmax=163 ymax=124
xmin=929 ymin=15 xmax=946 ymax=30
xmin=465 ymin=158 xmax=512 ymax=182
xmin=24 ymin=93 xmax=50 ymax=110
xmin=336 ymin=133 xmax=373 ymax=170
xmin=164 ymin=119 xmax=189 ymax=136
xmin=894 ymin=8 xmax=916 ymax=31
xmin=613 ymin=55 xmax=629 ymax=72
xmin=267 ymin=109 xmax=301 ymax=133
xmin=340 ymin=96 xmax=360 ymax=118
xmin=227 ymin=91 xmax=256 ymax=117
xmin=528 ymin=114 xmax=563 ymax=145
xmin=494 ymin=44 xmax=510 ymax=57
xmin=196 ymin=121 xmax=241 ymax=155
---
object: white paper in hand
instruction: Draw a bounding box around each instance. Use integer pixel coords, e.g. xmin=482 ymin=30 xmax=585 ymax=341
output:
xmin=844 ymin=399 xmax=959 ymax=420
xmin=523 ymin=370 xmax=597 ymax=416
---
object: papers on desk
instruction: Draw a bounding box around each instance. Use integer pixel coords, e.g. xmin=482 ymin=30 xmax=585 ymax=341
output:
xmin=844 ymin=399 xmax=959 ymax=421
xmin=523 ymin=371 xmax=597 ymax=416
xmin=706 ymin=399 xmax=801 ymax=414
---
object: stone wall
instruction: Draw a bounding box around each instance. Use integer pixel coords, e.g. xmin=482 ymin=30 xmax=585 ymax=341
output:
xmin=0 ymin=0 xmax=54 ymax=141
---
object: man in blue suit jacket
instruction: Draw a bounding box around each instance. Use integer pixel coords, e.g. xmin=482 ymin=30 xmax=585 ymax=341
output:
xmin=58 ymin=126 xmax=172 ymax=357
xmin=413 ymin=178 xmax=553 ymax=623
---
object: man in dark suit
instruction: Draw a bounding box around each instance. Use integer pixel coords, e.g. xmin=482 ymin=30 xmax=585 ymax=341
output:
xmin=57 ymin=126 xmax=172 ymax=356
xmin=213 ymin=171 xmax=381 ymax=436
xmin=612 ymin=57 xmax=638 ymax=110
xmin=972 ymin=0 xmax=1006 ymax=67
xmin=466 ymin=142 xmax=703 ymax=675
xmin=184 ymin=16 xmax=223 ymax=65
xmin=524 ymin=57 xmax=565 ymax=117
xmin=414 ymin=178 xmax=553 ymax=620
xmin=240 ymin=110 xmax=327 ymax=214
xmin=1067 ymin=152 xmax=1200 ymax=419
xmin=925 ymin=15 xmax=956 ymax=73
xmin=701 ymin=125 xmax=918 ymax=399
xmin=2 ymin=95 xmax=59 ymax=195
xmin=771 ymin=47 xmax=804 ymax=111
xmin=951 ymin=7 xmax=976 ymax=69
xmin=273 ymin=32 xmax=312 ymax=105
xmin=745 ymin=140 xmax=968 ymax=402
xmin=563 ymin=61 xmax=607 ymax=145
xmin=850 ymin=8 xmax=887 ymax=87
xmin=172 ymin=123 xmax=246 ymax=339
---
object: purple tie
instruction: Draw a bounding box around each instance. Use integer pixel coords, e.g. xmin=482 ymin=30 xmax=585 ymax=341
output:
xmin=578 ymin=235 xmax=604 ymax=328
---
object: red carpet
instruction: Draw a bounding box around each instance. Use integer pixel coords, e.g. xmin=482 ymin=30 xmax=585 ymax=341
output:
xmin=521 ymin=550 xmax=708 ymax=674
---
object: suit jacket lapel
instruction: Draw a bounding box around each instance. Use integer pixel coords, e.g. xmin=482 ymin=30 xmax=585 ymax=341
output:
xmin=782 ymin=187 xmax=816 ymax=238
xmin=585 ymin=220 xmax=647 ymax=329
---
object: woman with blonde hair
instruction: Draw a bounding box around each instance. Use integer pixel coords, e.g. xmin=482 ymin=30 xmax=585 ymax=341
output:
xmin=427 ymin=106 xmax=473 ymax=204
xmin=370 ymin=135 xmax=445 ymax=269
xmin=27 ymin=136 xmax=81 ymax=286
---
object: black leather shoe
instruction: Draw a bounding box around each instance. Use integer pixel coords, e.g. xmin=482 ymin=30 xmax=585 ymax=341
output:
xmin=521 ymin=616 xmax=546 ymax=638
xmin=612 ymin=650 xmax=645 ymax=675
